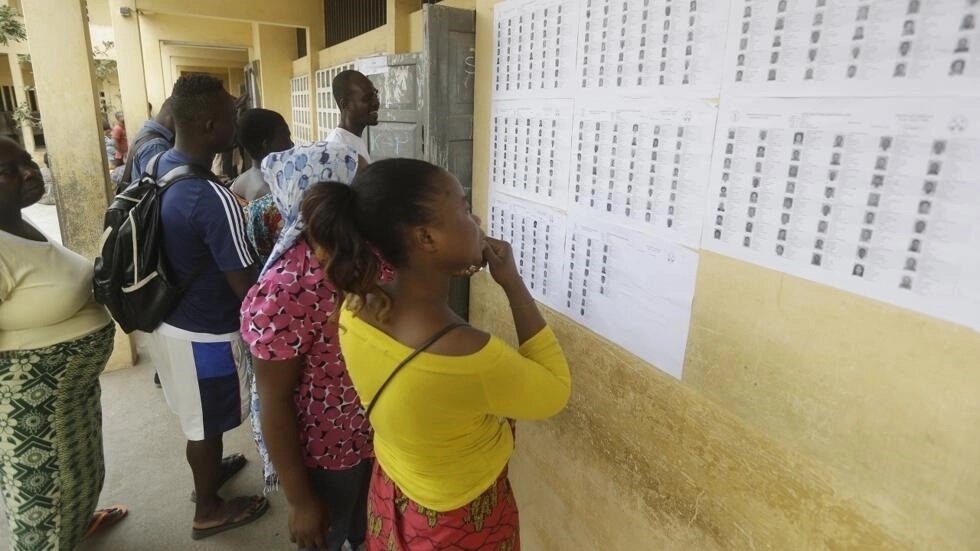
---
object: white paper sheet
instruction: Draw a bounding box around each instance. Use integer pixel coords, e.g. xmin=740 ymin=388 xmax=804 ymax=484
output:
xmin=490 ymin=100 xmax=574 ymax=209
xmin=575 ymin=0 xmax=730 ymax=97
xmin=561 ymin=221 xmax=700 ymax=378
xmin=490 ymin=0 xmax=713 ymax=378
xmin=722 ymin=0 xmax=980 ymax=97
xmin=488 ymin=194 xmax=569 ymax=311
xmin=702 ymin=97 xmax=980 ymax=330
xmin=568 ymin=96 xmax=718 ymax=248
xmin=493 ymin=0 xmax=581 ymax=99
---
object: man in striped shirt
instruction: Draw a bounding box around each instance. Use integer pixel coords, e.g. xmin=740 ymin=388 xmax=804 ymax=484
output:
xmin=147 ymin=74 xmax=269 ymax=540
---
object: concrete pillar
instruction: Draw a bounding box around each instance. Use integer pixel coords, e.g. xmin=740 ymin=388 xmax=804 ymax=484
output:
xmin=6 ymin=55 xmax=35 ymax=153
xmin=252 ymin=23 xmax=297 ymax=120
xmin=306 ymin=40 xmax=320 ymax=142
xmin=109 ymin=0 xmax=150 ymax=135
xmin=20 ymin=0 xmax=136 ymax=370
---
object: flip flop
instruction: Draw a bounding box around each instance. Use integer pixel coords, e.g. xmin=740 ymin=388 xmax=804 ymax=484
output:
xmin=190 ymin=453 xmax=247 ymax=502
xmin=191 ymin=495 xmax=269 ymax=540
xmin=81 ymin=505 xmax=128 ymax=540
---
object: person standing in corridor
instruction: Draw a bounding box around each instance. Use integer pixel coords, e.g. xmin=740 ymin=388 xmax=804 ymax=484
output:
xmin=0 ymin=137 xmax=127 ymax=550
xmin=144 ymin=74 xmax=268 ymax=540
xmin=301 ymin=159 xmax=572 ymax=550
xmin=110 ymin=111 xmax=127 ymax=168
xmin=124 ymin=97 xmax=176 ymax=190
xmin=326 ymin=70 xmax=380 ymax=164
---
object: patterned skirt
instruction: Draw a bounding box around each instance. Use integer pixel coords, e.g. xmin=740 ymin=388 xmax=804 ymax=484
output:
xmin=0 ymin=323 xmax=115 ymax=551
xmin=366 ymin=462 xmax=520 ymax=551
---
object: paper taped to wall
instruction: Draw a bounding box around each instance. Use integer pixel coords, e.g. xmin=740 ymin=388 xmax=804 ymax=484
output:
xmin=722 ymin=0 xmax=980 ymax=97
xmin=701 ymin=97 xmax=980 ymax=331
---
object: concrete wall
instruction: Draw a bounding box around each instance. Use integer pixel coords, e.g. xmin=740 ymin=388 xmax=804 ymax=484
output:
xmin=408 ymin=0 xmax=475 ymax=52
xmin=0 ymin=55 xmax=12 ymax=85
xmin=316 ymin=26 xmax=389 ymax=70
xmin=162 ymin=46 xmax=249 ymax=95
xmin=137 ymin=13 xmax=252 ymax=109
xmin=468 ymin=1 xmax=980 ymax=550
xmin=252 ymin=23 xmax=296 ymax=124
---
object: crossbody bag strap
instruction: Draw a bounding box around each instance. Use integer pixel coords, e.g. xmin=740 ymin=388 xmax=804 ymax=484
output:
xmin=364 ymin=322 xmax=468 ymax=420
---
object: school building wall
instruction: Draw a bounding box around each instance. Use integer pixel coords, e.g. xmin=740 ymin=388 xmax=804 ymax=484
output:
xmin=17 ymin=0 xmax=976 ymax=546
xmin=466 ymin=0 xmax=979 ymax=549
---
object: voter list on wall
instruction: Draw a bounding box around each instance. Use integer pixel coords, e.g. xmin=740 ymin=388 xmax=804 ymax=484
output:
xmin=705 ymin=0 xmax=980 ymax=331
xmin=489 ymin=0 xmax=729 ymax=378
xmin=722 ymin=0 xmax=980 ymax=97
xmin=489 ymin=0 xmax=980 ymax=382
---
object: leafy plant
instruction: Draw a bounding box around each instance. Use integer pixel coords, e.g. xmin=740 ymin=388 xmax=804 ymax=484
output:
xmin=0 ymin=5 xmax=26 ymax=47
xmin=91 ymin=41 xmax=117 ymax=82
xmin=94 ymin=59 xmax=117 ymax=82
xmin=18 ymin=42 xmax=118 ymax=82
xmin=11 ymin=101 xmax=40 ymax=129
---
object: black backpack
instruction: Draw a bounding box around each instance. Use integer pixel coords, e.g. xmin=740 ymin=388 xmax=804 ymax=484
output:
xmin=93 ymin=154 xmax=212 ymax=333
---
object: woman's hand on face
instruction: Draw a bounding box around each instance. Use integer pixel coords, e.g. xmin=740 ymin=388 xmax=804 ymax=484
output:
xmin=482 ymin=237 xmax=523 ymax=291
xmin=453 ymin=226 xmax=488 ymax=278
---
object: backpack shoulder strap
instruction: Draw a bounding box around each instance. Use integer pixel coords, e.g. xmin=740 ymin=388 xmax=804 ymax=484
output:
xmin=146 ymin=152 xmax=165 ymax=180
xmin=364 ymin=322 xmax=468 ymax=420
xmin=156 ymin=163 xmax=220 ymax=191
xmin=122 ymin=129 xmax=168 ymax=184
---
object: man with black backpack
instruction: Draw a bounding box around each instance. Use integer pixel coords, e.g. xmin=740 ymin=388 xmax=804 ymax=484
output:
xmin=121 ymin=98 xmax=176 ymax=389
xmin=143 ymin=74 xmax=268 ymax=539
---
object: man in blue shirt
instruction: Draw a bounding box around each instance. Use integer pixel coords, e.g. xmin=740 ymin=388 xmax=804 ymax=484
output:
xmin=120 ymin=98 xmax=175 ymax=192
xmin=146 ymin=74 xmax=267 ymax=540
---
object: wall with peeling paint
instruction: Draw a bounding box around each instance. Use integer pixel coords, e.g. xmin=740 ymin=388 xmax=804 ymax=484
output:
xmin=468 ymin=0 xmax=980 ymax=549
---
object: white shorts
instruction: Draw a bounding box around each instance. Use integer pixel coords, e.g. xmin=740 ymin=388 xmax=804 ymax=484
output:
xmin=148 ymin=324 xmax=251 ymax=441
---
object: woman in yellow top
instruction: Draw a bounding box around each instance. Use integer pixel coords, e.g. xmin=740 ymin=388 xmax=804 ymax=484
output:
xmin=301 ymin=158 xmax=571 ymax=550
xmin=0 ymin=138 xmax=127 ymax=550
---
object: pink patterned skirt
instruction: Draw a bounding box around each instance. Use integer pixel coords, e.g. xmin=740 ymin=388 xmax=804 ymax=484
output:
xmin=366 ymin=462 xmax=520 ymax=551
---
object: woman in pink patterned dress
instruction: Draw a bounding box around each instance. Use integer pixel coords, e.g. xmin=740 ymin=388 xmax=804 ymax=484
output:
xmin=240 ymin=141 xmax=371 ymax=551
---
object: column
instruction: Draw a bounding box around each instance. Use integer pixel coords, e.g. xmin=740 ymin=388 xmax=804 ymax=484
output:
xmin=109 ymin=0 xmax=150 ymax=130
xmin=20 ymin=0 xmax=136 ymax=370
xmin=253 ymin=23 xmax=297 ymax=120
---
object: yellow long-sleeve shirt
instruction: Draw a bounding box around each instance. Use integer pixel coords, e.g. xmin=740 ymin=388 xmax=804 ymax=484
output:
xmin=339 ymin=309 xmax=571 ymax=512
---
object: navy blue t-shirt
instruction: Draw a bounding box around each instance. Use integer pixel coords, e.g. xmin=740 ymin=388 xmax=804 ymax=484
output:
xmin=156 ymin=149 xmax=255 ymax=334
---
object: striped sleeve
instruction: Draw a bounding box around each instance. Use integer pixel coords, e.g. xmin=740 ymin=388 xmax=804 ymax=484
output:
xmin=196 ymin=181 xmax=256 ymax=271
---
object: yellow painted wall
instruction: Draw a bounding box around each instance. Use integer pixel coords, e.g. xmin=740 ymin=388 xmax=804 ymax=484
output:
xmin=134 ymin=0 xmax=321 ymax=29
xmin=21 ymin=0 xmax=136 ymax=370
xmin=316 ymin=26 xmax=389 ymax=70
xmin=86 ymin=0 xmax=112 ymax=26
xmin=137 ymin=13 xmax=252 ymax=109
xmin=408 ymin=0 xmax=475 ymax=52
xmin=469 ymin=1 xmax=980 ymax=550
xmin=292 ymin=55 xmax=310 ymax=78
xmin=175 ymin=66 xmax=230 ymax=90
xmin=0 ymin=55 xmax=12 ymax=85
xmin=253 ymin=23 xmax=296 ymax=124
xmin=387 ymin=0 xmax=421 ymax=54
xmin=162 ymin=46 xmax=249 ymax=95
xmin=409 ymin=11 xmax=423 ymax=53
